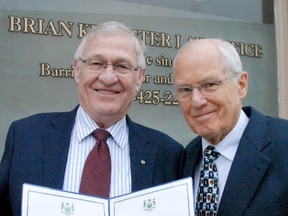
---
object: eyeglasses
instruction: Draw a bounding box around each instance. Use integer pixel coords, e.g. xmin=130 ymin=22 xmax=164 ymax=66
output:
xmin=173 ymin=74 xmax=237 ymax=101
xmin=79 ymin=58 xmax=139 ymax=75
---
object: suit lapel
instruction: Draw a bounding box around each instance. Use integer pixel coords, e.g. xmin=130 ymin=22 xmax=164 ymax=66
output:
xmin=126 ymin=116 xmax=158 ymax=192
xmin=218 ymin=107 xmax=271 ymax=215
xmin=42 ymin=107 xmax=78 ymax=189
xmin=183 ymin=136 xmax=202 ymax=178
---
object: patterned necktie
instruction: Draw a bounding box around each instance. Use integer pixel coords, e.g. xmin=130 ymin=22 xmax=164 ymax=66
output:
xmin=80 ymin=129 xmax=111 ymax=198
xmin=196 ymin=145 xmax=221 ymax=216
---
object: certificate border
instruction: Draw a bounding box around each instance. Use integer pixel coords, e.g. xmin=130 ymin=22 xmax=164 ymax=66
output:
xmin=22 ymin=184 xmax=108 ymax=216
xmin=110 ymin=179 xmax=194 ymax=216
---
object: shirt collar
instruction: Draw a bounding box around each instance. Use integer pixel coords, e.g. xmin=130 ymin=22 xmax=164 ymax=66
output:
xmin=75 ymin=106 xmax=128 ymax=149
xmin=202 ymin=109 xmax=249 ymax=161
xmin=107 ymin=116 xmax=128 ymax=150
xmin=75 ymin=106 xmax=98 ymax=141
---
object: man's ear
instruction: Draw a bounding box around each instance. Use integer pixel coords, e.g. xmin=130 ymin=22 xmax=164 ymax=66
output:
xmin=135 ymin=68 xmax=146 ymax=92
xmin=238 ymin=71 xmax=248 ymax=100
xmin=73 ymin=59 xmax=80 ymax=83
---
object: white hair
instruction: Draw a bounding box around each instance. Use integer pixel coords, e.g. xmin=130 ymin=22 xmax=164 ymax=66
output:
xmin=173 ymin=38 xmax=243 ymax=76
xmin=74 ymin=21 xmax=147 ymax=69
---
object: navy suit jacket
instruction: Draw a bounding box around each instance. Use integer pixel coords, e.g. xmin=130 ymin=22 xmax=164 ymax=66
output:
xmin=0 ymin=107 xmax=184 ymax=216
xmin=183 ymin=106 xmax=288 ymax=216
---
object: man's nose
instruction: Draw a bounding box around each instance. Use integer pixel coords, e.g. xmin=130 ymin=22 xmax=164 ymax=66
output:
xmin=98 ymin=66 xmax=118 ymax=85
xmin=190 ymin=88 xmax=207 ymax=107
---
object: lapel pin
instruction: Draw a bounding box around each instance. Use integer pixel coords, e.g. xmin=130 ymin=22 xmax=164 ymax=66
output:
xmin=141 ymin=160 xmax=146 ymax=165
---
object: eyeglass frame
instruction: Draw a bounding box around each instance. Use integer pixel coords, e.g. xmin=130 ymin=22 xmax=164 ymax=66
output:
xmin=173 ymin=74 xmax=239 ymax=101
xmin=78 ymin=58 xmax=139 ymax=75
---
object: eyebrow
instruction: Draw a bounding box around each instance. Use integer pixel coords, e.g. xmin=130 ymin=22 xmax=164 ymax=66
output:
xmin=84 ymin=54 xmax=134 ymax=64
xmin=176 ymin=76 xmax=220 ymax=86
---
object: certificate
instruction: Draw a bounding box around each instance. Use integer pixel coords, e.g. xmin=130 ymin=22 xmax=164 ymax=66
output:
xmin=21 ymin=184 xmax=109 ymax=216
xmin=22 ymin=177 xmax=194 ymax=216
xmin=110 ymin=177 xmax=194 ymax=216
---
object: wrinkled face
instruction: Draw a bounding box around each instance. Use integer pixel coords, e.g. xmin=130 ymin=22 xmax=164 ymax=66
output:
xmin=74 ymin=32 xmax=145 ymax=128
xmin=173 ymin=42 xmax=248 ymax=144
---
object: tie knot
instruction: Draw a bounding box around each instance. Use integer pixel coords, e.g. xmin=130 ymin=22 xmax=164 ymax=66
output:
xmin=93 ymin=129 xmax=110 ymax=141
xmin=204 ymin=145 xmax=220 ymax=161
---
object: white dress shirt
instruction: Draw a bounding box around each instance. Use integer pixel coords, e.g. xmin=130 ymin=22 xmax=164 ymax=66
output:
xmin=193 ymin=109 xmax=249 ymax=206
xmin=62 ymin=106 xmax=131 ymax=197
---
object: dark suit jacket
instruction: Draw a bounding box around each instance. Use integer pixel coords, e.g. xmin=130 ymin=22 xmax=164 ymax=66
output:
xmin=0 ymin=106 xmax=184 ymax=216
xmin=183 ymin=106 xmax=288 ymax=216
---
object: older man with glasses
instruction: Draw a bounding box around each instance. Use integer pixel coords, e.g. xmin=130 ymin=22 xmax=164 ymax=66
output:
xmin=173 ymin=38 xmax=288 ymax=216
xmin=0 ymin=21 xmax=184 ymax=216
